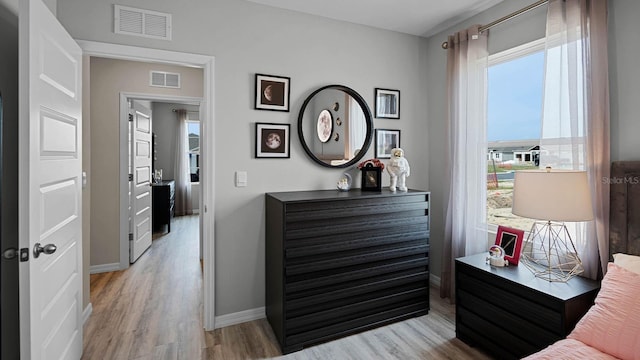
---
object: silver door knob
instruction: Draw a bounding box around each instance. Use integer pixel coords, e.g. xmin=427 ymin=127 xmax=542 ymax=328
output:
xmin=33 ymin=243 xmax=57 ymax=258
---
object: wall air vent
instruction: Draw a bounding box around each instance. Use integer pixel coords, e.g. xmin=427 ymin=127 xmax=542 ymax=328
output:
xmin=114 ymin=5 xmax=172 ymax=40
xmin=150 ymin=71 xmax=181 ymax=89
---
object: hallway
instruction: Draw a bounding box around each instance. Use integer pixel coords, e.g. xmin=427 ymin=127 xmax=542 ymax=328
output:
xmin=83 ymin=215 xmax=203 ymax=359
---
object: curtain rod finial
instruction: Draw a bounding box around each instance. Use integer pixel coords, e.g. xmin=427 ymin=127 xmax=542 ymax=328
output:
xmin=442 ymin=41 xmax=449 ymax=49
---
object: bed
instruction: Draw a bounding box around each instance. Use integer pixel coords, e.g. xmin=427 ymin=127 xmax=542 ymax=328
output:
xmin=523 ymin=161 xmax=640 ymax=360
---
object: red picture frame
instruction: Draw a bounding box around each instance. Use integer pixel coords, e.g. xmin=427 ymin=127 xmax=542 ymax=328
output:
xmin=495 ymin=225 xmax=525 ymax=265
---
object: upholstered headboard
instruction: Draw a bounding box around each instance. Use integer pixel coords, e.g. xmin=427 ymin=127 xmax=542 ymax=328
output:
xmin=609 ymin=161 xmax=640 ymax=258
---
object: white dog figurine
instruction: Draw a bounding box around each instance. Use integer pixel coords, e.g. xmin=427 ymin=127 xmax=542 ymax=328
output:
xmin=387 ymin=148 xmax=410 ymax=192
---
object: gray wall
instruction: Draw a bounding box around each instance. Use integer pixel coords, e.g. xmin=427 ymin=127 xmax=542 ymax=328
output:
xmin=608 ymin=0 xmax=640 ymax=161
xmin=0 ymin=2 xmax=20 ymax=358
xmin=57 ymin=0 xmax=429 ymax=315
xmin=152 ymin=102 xmax=200 ymax=182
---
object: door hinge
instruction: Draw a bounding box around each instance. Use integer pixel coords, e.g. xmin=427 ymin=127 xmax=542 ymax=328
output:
xmin=128 ymin=114 xmax=133 ymax=122
xmin=129 ymin=233 xmax=133 ymax=241
xmin=129 ymin=174 xmax=133 ymax=181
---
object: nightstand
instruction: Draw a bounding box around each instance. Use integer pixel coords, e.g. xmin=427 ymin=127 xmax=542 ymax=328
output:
xmin=455 ymin=253 xmax=600 ymax=359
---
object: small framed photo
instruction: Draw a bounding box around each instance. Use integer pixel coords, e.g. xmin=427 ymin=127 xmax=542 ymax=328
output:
xmin=255 ymin=73 xmax=290 ymax=112
xmin=255 ymin=123 xmax=290 ymax=158
xmin=360 ymin=166 xmax=382 ymax=191
xmin=495 ymin=225 xmax=525 ymax=265
xmin=375 ymin=129 xmax=401 ymax=159
xmin=375 ymin=88 xmax=400 ymax=119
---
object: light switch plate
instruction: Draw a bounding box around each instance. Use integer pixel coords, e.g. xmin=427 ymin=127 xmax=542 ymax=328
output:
xmin=235 ymin=171 xmax=247 ymax=187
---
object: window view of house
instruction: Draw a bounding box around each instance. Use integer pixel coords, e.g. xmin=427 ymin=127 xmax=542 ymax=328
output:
xmin=188 ymin=121 xmax=200 ymax=183
xmin=486 ymin=46 xmax=544 ymax=231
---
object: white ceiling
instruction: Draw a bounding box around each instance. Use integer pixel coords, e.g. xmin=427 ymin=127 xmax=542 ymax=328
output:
xmin=245 ymin=0 xmax=504 ymax=38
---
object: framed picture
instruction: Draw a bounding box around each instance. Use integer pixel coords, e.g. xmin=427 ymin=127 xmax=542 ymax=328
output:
xmin=360 ymin=166 xmax=382 ymax=191
xmin=255 ymin=123 xmax=290 ymax=158
xmin=375 ymin=129 xmax=401 ymax=159
xmin=375 ymin=88 xmax=400 ymax=119
xmin=255 ymin=73 xmax=290 ymax=112
xmin=495 ymin=225 xmax=525 ymax=265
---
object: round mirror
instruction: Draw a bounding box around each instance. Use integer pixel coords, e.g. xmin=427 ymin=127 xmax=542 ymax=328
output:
xmin=298 ymin=85 xmax=373 ymax=168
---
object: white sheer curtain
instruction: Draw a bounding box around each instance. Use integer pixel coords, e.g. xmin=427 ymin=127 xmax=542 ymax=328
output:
xmin=348 ymin=97 xmax=366 ymax=158
xmin=174 ymin=109 xmax=193 ymax=216
xmin=441 ymin=25 xmax=489 ymax=300
xmin=539 ymin=0 xmax=610 ymax=279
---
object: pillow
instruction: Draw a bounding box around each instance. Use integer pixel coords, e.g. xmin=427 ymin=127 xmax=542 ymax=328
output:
xmin=613 ymin=253 xmax=640 ymax=275
xmin=568 ymin=263 xmax=640 ymax=360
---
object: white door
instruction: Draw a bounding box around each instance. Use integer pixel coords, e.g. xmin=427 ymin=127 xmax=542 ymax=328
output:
xmin=130 ymin=102 xmax=153 ymax=263
xmin=18 ymin=0 xmax=83 ymax=359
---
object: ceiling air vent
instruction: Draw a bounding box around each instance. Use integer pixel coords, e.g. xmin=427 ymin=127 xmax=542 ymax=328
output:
xmin=150 ymin=71 xmax=181 ymax=89
xmin=114 ymin=5 xmax=172 ymax=40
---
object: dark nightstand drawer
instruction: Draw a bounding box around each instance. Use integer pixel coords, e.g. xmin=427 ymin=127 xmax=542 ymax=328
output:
xmin=455 ymin=253 xmax=599 ymax=359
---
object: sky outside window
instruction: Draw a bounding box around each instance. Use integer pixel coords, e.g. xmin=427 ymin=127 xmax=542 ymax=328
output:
xmin=487 ymin=51 xmax=544 ymax=141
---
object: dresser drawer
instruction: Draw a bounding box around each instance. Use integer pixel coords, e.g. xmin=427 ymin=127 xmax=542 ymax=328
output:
xmin=284 ymin=194 xmax=428 ymax=216
xmin=457 ymin=269 xmax=562 ymax=334
xmin=286 ymin=224 xmax=428 ymax=258
xmin=285 ymin=241 xmax=428 ymax=275
xmin=286 ymin=256 xmax=429 ymax=293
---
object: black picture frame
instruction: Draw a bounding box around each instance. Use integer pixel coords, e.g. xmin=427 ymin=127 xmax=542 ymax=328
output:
xmin=255 ymin=73 xmax=290 ymax=112
xmin=374 ymin=129 xmax=401 ymax=159
xmin=375 ymin=88 xmax=400 ymax=119
xmin=360 ymin=166 xmax=382 ymax=191
xmin=255 ymin=123 xmax=290 ymax=158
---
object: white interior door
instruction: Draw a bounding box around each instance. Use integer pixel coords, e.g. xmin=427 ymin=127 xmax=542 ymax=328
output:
xmin=18 ymin=0 xmax=83 ymax=359
xmin=130 ymin=102 xmax=153 ymax=263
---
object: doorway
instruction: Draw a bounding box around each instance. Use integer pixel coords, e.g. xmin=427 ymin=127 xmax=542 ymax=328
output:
xmin=126 ymin=97 xmax=203 ymax=263
xmin=80 ymin=41 xmax=216 ymax=330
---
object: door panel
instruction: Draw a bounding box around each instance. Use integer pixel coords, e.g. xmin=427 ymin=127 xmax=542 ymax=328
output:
xmin=130 ymin=103 xmax=152 ymax=263
xmin=19 ymin=0 xmax=83 ymax=359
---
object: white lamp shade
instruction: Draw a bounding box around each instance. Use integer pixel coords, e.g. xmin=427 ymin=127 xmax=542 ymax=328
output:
xmin=512 ymin=170 xmax=593 ymax=222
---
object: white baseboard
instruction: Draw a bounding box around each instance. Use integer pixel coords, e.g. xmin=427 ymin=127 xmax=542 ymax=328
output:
xmin=430 ymin=273 xmax=441 ymax=288
xmin=90 ymin=263 xmax=121 ymax=274
xmin=214 ymin=307 xmax=265 ymax=329
xmin=83 ymin=303 xmax=93 ymax=325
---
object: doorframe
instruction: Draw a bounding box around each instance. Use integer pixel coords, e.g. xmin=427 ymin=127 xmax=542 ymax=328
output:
xmin=78 ymin=40 xmax=216 ymax=330
xmin=121 ymin=93 xmax=201 ymax=260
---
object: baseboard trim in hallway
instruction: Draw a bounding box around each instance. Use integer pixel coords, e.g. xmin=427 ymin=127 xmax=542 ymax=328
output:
xmin=214 ymin=307 xmax=265 ymax=329
xmin=82 ymin=303 xmax=93 ymax=325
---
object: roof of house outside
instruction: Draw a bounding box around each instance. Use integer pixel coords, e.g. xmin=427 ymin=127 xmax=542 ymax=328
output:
xmin=488 ymin=139 xmax=539 ymax=153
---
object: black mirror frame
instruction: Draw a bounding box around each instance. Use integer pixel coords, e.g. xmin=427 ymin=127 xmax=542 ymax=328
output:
xmin=297 ymin=84 xmax=374 ymax=168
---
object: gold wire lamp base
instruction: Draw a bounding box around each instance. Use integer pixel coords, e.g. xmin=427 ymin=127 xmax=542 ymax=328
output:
xmin=520 ymin=221 xmax=584 ymax=282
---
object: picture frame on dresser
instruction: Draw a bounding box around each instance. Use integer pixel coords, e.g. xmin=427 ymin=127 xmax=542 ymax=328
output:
xmin=495 ymin=225 xmax=524 ymax=265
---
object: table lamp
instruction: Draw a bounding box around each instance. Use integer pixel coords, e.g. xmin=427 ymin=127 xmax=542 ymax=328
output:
xmin=512 ymin=168 xmax=593 ymax=282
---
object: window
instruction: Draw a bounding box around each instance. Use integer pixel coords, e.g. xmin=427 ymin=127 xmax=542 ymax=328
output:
xmin=187 ymin=120 xmax=200 ymax=183
xmin=486 ymin=39 xmax=545 ymax=231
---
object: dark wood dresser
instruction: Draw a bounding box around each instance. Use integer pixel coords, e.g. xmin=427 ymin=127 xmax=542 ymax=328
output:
xmin=265 ymin=189 xmax=430 ymax=354
xmin=455 ymin=253 xmax=600 ymax=359
xmin=152 ymin=180 xmax=175 ymax=233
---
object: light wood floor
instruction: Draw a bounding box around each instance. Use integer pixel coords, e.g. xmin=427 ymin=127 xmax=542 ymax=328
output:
xmin=83 ymin=215 xmax=492 ymax=360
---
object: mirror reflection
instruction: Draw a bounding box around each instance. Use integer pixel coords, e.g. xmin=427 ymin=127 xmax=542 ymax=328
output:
xmin=298 ymin=85 xmax=373 ymax=168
